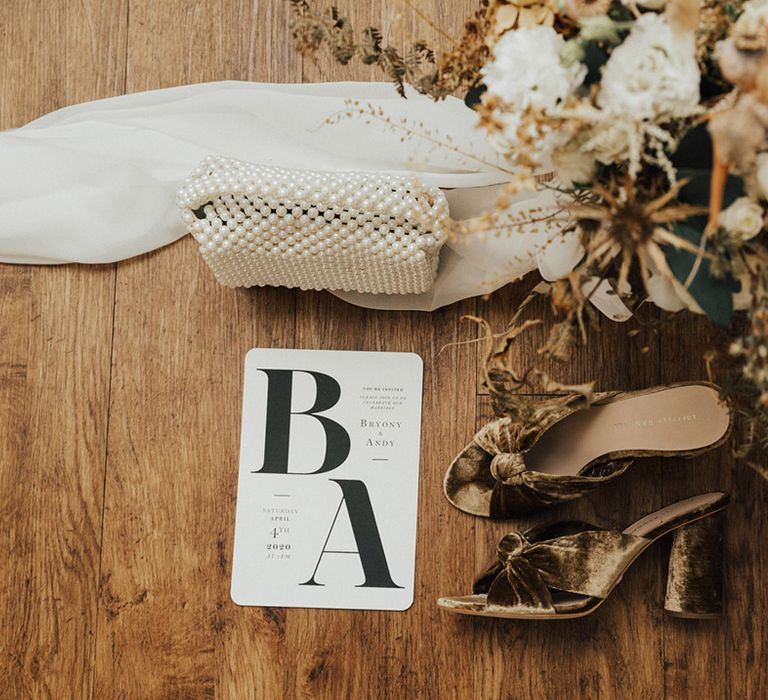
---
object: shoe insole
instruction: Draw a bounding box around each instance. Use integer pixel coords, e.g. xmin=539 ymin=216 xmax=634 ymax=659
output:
xmin=624 ymin=492 xmax=726 ymax=539
xmin=524 ymin=386 xmax=730 ymax=477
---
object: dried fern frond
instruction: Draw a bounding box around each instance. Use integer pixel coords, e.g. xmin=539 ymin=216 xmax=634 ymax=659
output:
xmin=289 ymin=0 xmax=490 ymax=99
xmin=289 ymin=1 xmax=439 ymax=97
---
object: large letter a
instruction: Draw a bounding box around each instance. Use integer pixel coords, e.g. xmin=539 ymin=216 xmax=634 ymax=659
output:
xmin=300 ymin=479 xmax=403 ymax=589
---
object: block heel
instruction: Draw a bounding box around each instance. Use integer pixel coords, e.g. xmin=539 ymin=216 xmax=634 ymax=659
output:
xmin=665 ymin=509 xmax=725 ymax=619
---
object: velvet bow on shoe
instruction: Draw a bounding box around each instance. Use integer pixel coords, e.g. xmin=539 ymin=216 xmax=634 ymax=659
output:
xmin=470 ymin=521 xmax=645 ymax=615
xmin=446 ymin=409 xmax=633 ymax=518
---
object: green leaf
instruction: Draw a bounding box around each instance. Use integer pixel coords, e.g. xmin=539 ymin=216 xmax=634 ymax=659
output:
xmin=664 ymin=223 xmax=738 ymax=327
xmin=662 ymin=115 xmax=746 ymax=326
xmin=673 ymin=123 xmax=713 ymax=170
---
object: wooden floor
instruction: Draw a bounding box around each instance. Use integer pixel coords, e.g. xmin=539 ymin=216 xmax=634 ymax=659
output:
xmin=2 ymin=1 xmax=767 ymax=698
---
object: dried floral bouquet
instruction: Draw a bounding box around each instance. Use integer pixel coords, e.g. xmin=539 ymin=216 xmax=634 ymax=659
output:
xmin=290 ymin=0 xmax=768 ymax=474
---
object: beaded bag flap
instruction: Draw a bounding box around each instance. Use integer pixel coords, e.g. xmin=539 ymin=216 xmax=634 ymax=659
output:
xmin=177 ymin=156 xmax=450 ymax=294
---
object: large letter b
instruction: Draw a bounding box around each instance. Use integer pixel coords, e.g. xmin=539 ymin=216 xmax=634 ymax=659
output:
xmin=253 ymin=369 xmax=351 ymax=474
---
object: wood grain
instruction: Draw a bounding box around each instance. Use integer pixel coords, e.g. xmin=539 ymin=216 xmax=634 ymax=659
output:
xmin=1 ymin=1 xmax=767 ymax=698
xmin=0 ymin=1 xmax=125 ymax=697
xmin=91 ymin=2 xmax=299 ymax=697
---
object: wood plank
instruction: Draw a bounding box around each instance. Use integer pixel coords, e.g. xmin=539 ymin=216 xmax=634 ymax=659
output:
xmin=658 ymin=315 xmax=735 ymax=699
xmin=285 ymin=291 xmax=478 ymax=699
xmin=0 ymin=0 xmax=125 ymax=696
xmin=93 ymin=247 xmax=295 ymax=699
xmin=0 ymin=0 xmax=127 ymax=126
xmin=91 ymin=1 xmax=299 ymax=697
xmin=0 ymin=265 xmax=117 ymax=699
xmin=288 ymin=3 xmax=483 ymax=696
xmin=725 ymin=462 xmax=768 ymax=699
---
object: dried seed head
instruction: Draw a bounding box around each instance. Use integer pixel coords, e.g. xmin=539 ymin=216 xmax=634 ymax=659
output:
xmin=666 ymin=0 xmax=701 ymax=35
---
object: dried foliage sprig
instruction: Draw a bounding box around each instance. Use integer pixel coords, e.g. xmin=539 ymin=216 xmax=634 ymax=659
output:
xmin=468 ymin=309 xmax=596 ymax=425
xmin=321 ymin=99 xmax=518 ymax=175
xmin=289 ymin=0 xmax=439 ymax=96
xmin=289 ymin=0 xmax=490 ymax=98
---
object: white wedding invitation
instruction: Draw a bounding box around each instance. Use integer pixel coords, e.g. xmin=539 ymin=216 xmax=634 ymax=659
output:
xmin=231 ymin=348 xmax=424 ymax=610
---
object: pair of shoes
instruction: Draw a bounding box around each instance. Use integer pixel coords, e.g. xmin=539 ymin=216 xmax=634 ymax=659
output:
xmin=438 ymin=383 xmax=732 ymax=620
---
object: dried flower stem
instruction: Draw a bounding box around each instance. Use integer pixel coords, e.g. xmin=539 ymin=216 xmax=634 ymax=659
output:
xmin=324 ymin=101 xmax=520 ymax=177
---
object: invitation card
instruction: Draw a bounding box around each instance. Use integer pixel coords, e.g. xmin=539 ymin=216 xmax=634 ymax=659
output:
xmin=231 ymin=348 xmax=424 ymax=611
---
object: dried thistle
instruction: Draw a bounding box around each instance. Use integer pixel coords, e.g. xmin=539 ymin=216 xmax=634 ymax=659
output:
xmin=570 ymin=176 xmax=709 ymax=295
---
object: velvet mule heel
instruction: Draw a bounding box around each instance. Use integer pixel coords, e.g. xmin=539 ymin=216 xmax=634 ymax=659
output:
xmin=444 ymin=383 xmax=732 ymax=518
xmin=664 ymin=509 xmax=725 ymax=618
xmin=437 ymin=492 xmax=729 ymax=620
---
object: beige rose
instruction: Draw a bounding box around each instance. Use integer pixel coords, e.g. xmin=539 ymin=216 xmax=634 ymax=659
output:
xmin=486 ymin=0 xmax=556 ymax=47
xmin=719 ymin=196 xmax=765 ymax=241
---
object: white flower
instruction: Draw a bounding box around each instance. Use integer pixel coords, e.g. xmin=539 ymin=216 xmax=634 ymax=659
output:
xmin=646 ymin=272 xmax=687 ymax=312
xmin=585 ymin=120 xmax=636 ymax=165
xmin=646 ymin=271 xmax=706 ymax=315
xmin=719 ymin=197 xmax=765 ymax=240
xmin=645 ymin=250 xmax=704 ymax=315
xmin=536 ymin=228 xmax=585 ymax=281
xmin=482 ymin=27 xmax=586 ymax=111
xmin=573 ymin=105 xmax=676 ymax=177
xmin=481 ymin=27 xmax=586 ymax=162
xmin=582 ymin=277 xmax=633 ymax=322
xmin=598 ymin=13 xmax=700 ymax=121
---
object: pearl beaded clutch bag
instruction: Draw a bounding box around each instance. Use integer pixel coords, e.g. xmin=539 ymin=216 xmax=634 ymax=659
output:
xmin=177 ymin=156 xmax=450 ymax=294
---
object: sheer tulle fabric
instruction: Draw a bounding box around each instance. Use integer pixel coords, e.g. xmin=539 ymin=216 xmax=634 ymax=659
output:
xmin=0 ymin=80 xmax=574 ymax=311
